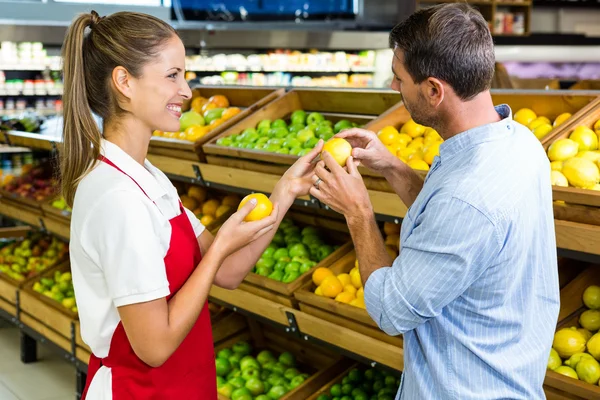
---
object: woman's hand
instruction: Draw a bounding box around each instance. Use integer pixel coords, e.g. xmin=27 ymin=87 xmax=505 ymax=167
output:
xmin=279 ymin=140 xmax=324 ymax=198
xmin=212 ymin=200 xmax=279 ymax=257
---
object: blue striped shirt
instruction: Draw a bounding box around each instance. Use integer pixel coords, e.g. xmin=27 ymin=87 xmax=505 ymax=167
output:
xmin=364 ymin=105 xmax=560 ymax=400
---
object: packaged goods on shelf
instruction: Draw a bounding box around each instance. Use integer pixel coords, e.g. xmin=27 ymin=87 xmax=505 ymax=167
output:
xmin=0 ymin=41 xmax=61 ymax=71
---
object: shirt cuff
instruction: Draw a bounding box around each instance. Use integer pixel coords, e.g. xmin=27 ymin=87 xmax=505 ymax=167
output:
xmin=364 ymin=267 xmax=389 ymax=328
xmin=113 ymin=285 xmax=171 ymax=307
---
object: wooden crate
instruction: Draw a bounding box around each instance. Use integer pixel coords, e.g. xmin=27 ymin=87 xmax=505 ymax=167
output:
xmin=210 ymin=307 xmax=249 ymax=345
xmin=541 ymin=100 xmax=600 ymax=210
xmin=22 ymin=262 xmax=78 ymax=320
xmin=214 ymin=321 xmax=347 ymax=400
xmin=238 ymin=211 xmax=353 ymax=308
xmin=306 ymin=363 xmax=358 ymax=400
xmin=294 ymin=249 xmax=403 ymax=347
xmin=511 ymin=78 xmax=561 ymax=91
xmin=0 ymin=196 xmax=43 ymax=227
xmin=543 ymin=265 xmax=600 ymax=400
xmin=570 ymin=80 xmax=600 ymax=91
xmin=0 ymin=278 xmax=18 ymax=316
xmin=0 ymin=242 xmax=68 ymax=289
xmin=202 ymin=89 xmax=402 ymax=176
xmin=148 ymin=86 xmax=284 ymax=162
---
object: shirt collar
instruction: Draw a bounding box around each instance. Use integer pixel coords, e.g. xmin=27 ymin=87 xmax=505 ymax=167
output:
xmin=438 ymin=104 xmax=513 ymax=161
xmin=100 ymin=139 xmax=167 ymax=201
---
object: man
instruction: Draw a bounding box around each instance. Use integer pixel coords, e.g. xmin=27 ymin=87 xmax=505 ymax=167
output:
xmin=310 ymin=4 xmax=560 ymax=399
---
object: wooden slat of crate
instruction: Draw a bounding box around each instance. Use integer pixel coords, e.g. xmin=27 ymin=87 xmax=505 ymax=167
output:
xmin=211 ymin=312 xmax=248 ymax=345
xmin=554 ymin=202 xmax=600 ymax=226
xmin=3 ymin=131 xmax=60 ymax=152
xmin=0 ymin=189 xmax=50 ymax=211
xmin=541 ymin=97 xmax=600 ymax=150
xmin=19 ymin=290 xmax=76 ymax=339
xmin=40 ymin=214 xmax=70 ymax=240
xmin=557 ymin=265 xmax=600 ymax=324
xmin=76 ymin=346 xmax=92 ymax=365
xmin=0 ymin=226 xmax=31 ymax=239
xmin=545 ymin=370 xmax=600 ymax=400
xmin=555 ymin=220 xmax=600 ymax=256
xmin=570 ymin=80 xmax=600 ymax=91
xmin=292 ymin=88 xmax=402 ymax=116
xmin=306 ymin=363 xmax=359 ymax=400
xmin=511 ymin=78 xmax=561 ymax=90
xmin=0 ymin=297 xmax=16 ymax=316
xmin=0 ymin=197 xmax=42 ymax=227
xmin=20 ymin=313 xmax=72 ymax=352
xmin=0 ymin=278 xmax=18 ymax=305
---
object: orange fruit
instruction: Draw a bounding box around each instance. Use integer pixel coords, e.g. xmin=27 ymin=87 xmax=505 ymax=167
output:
xmin=321 ymin=276 xmax=344 ymax=298
xmin=312 ymin=267 xmax=334 ymax=286
xmin=202 ymin=199 xmax=221 ymax=216
xmin=238 ymin=193 xmax=273 ymax=222
xmin=180 ymin=195 xmax=198 ymax=211
xmin=191 ymin=96 xmax=209 ymax=113
xmin=377 ymin=126 xmax=400 ymax=145
xmin=215 ymin=204 xmax=231 ymax=218
xmin=337 ymin=273 xmax=351 ymax=287
xmin=185 ymin=125 xmax=210 ymax=141
xmin=322 ymin=138 xmax=353 ymax=167
xmin=222 ymin=195 xmax=241 ymax=207
xmin=335 ymin=291 xmax=355 ymax=304
xmin=208 ymin=95 xmax=230 ymax=108
xmin=383 ymin=222 xmax=400 ymax=236
xmin=188 ymin=186 xmax=207 ymax=203
xmin=222 ymin=107 xmax=241 ymax=120
xmin=200 ymin=214 xmax=215 ymax=226
xmin=201 ymin=102 xmax=218 ymax=114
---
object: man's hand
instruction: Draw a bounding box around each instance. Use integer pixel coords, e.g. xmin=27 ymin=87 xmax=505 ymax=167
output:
xmin=336 ymin=128 xmax=397 ymax=173
xmin=309 ymin=151 xmax=372 ymax=217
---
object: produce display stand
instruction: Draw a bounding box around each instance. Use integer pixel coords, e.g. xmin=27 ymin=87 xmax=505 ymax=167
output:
xmin=570 ymin=80 xmax=600 ymax=91
xmin=306 ymin=363 xmax=359 ymax=400
xmin=148 ymin=86 xmax=285 ymax=162
xmin=0 ymin=130 xmax=61 ymax=152
xmin=214 ymin=321 xmax=347 ymax=400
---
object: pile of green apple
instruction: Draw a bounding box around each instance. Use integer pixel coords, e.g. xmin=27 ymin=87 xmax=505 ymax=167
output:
xmin=315 ymin=367 xmax=400 ymax=400
xmin=216 ymin=340 xmax=311 ymax=400
xmin=32 ymin=270 xmax=77 ymax=314
xmin=215 ymin=110 xmax=358 ymax=156
xmin=254 ymin=218 xmax=336 ymax=283
xmin=0 ymin=234 xmax=68 ymax=282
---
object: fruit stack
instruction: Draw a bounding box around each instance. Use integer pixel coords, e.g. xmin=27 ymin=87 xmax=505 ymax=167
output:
xmin=216 ymin=110 xmax=359 ymax=156
xmin=50 ymin=196 xmax=72 ymax=213
xmin=32 ymin=269 xmax=77 ymax=314
xmin=2 ymin=165 xmax=57 ymax=201
xmin=0 ymin=233 xmax=68 ymax=282
xmin=216 ymin=340 xmax=311 ymax=400
xmin=313 ymin=367 xmax=400 ymax=400
xmin=513 ymin=108 xmax=572 ymax=140
xmin=375 ymin=119 xmax=441 ymax=171
xmin=312 ymin=265 xmax=365 ymax=309
xmin=177 ymin=185 xmax=240 ymax=228
xmin=548 ymin=285 xmax=600 ymax=386
xmin=547 ymin=118 xmax=600 ymax=191
xmin=153 ymin=95 xmax=242 ymax=142
xmin=383 ymin=222 xmax=400 ymax=258
xmin=254 ymin=218 xmax=337 ymax=283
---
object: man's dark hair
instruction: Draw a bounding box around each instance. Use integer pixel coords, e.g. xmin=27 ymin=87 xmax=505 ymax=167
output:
xmin=389 ymin=3 xmax=495 ymax=101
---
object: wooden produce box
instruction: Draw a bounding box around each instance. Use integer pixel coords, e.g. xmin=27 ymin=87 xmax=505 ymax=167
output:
xmin=294 ymin=249 xmax=402 ymax=347
xmin=149 ymin=86 xmax=284 ymax=162
xmin=19 ymin=262 xmax=77 ymax=353
xmin=209 ymin=303 xmax=249 ymax=345
xmin=541 ymin=100 xmax=600 ymax=212
xmin=238 ymin=211 xmax=353 ymax=308
xmin=511 ymin=78 xmax=561 ymax=91
xmin=544 ymin=265 xmax=600 ymax=400
xmin=306 ymin=363 xmax=359 ymax=400
xmin=0 ymin=196 xmax=43 ymax=227
xmin=570 ymin=80 xmax=600 ymax=91
xmin=215 ymin=321 xmax=347 ymax=400
xmin=202 ymin=88 xmax=402 ymax=178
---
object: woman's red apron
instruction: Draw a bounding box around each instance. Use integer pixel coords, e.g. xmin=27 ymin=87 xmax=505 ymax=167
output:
xmin=81 ymin=155 xmax=217 ymax=399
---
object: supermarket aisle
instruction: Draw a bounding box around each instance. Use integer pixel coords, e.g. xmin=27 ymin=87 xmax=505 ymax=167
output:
xmin=0 ymin=322 xmax=75 ymax=400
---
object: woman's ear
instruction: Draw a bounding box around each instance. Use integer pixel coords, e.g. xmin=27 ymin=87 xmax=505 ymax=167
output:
xmin=111 ymin=66 xmax=134 ymax=111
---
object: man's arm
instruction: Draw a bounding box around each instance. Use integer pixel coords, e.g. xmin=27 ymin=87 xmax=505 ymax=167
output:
xmin=364 ymin=195 xmax=499 ymax=336
xmin=382 ymin=157 xmax=424 ymax=209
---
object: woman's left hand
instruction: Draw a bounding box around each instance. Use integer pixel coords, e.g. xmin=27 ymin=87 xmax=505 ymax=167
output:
xmin=279 ymin=140 xmax=324 ymax=197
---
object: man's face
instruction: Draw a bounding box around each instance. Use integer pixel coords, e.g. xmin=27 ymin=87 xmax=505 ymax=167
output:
xmin=391 ymin=48 xmax=436 ymax=128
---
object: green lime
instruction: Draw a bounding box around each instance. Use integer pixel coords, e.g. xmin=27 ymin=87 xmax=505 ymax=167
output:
xmin=342 ymin=384 xmax=353 ymax=395
xmin=330 ymin=383 xmax=343 ymax=397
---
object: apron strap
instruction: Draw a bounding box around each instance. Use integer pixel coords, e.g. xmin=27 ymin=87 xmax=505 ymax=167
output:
xmin=98 ymin=155 xmax=154 ymax=203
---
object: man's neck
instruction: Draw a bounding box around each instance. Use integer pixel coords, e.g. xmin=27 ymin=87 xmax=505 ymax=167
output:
xmin=437 ymin=91 xmax=501 ymax=140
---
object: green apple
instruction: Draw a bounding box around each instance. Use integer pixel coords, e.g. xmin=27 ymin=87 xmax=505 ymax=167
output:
xmin=274 ymin=258 xmax=290 ymax=271
xmin=279 ymin=352 xmax=296 ymax=368
xmin=334 ymin=119 xmax=353 ymax=133
xmin=231 ymin=387 xmax=252 ymax=400
xmin=256 ymin=257 xmax=276 ymax=269
xmin=268 ymin=270 xmax=284 ymax=282
xmin=256 ymin=136 xmax=270 ymax=144
xmin=215 ymin=357 xmax=232 ymax=377
xmin=321 ymin=132 xmax=334 ymax=142
xmin=256 ymin=266 xmax=272 ymax=276
xmin=273 ymin=248 xmax=289 ymax=260
xmin=275 ymin=148 xmax=290 ymax=155
xmin=204 ymin=108 xmax=225 ymax=124
xmin=385 ymin=375 xmax=397 ymax=387
xmin=263 ymin=361 xmax=277 ymax=371
xmin=257 ymin=350 xmax=276 ymax=365
xmin=299 ymin=263 xmax=313 ymax=274
xmin=316 ymin=125 xmax=333 ymax=136
xmin=180 ymin=110 xmax=205 ymax=131
xmin=217 ymin=383 xmax=234 ymax=397
xmin=289 ymin=147 xmax=303 ymax=156
xmin=270 ymin=127 xmax=289 ymax=139
xmin=228 ymin=353 xmax=243 ymax=369
xmin=229 ymin=376 xmax=246 ymax=390
xmin=288 ymin=124 xmax=305 ymax=134
xmin=267 ymin=373 xmax=285 ymax=386
xmin=291 ymin=110 xmax=307 ymax=125
xmin=233 ymin=341 xmax=252 ymax=356
xmin=262 ymin=247 xmax=277 ymax=259
xmin=285 ymin=235 xmax=302 ymax=246
xmin=261 ymin=369 xmax=271 ymax=381
xmin=217 ymin=376 xmax=226 ymax=388
xmin=241 ymin=129 xmax=259 ymax=143
xmin=267 ymin=385 xmax=288 ymax=400
xmin=290 ymin=375 xmax=306 ymax=389
xmin=241 ymin=368 xmax=261 ymax=381
xmin=265 ymin=143 xmax=282 ymax=152
xmin=288 ymin=244 xmax=309 ymax=258
xmin=298 ymin=148 xmax=311 ymax=157
xmin=272 ymin=119 xmax=287 ymax=129
xmin=258 ymin=127 xmax=270 ymax=137
xmin=284 ymin=368 xmax=300 ymax=380
xmin=272 ymin=232 xmax=285 ymax=246
xmin=282 ymin=271 xmax=300 ymax=283
xmin=256 ymin=395 xmax=271 ymax=400
xmin=303 ymin=137 xmax=320 ymax=149
xmin=267 ymin=138 xmax=284 ymax=146
xmin=216 ymin=137 xmax=233 ymax=147
xmin=296 ymin=129 xmax=315 ymax=144
xmin=271 ymin=363 xmax=287 ymax=376
xmin=240 ymin=356 xmax=260 ymax=371
xmin=258 ymin=120 xmax=272 ymax=131
xmin=302 ymin=235 xmax=322 ymax=246
xmin=280 ymin=218 xmax=294 ymax=228
xmin=245 ymin=377 xmax=265 ymax=396
xmin=317 ymin=245 xmax=335 ymax=261
xmin=284 ymin=262 xmax=301 ymax=274
xmin=307 ymin=112 xmax=325 ymax=125
xmin=283 ymin=138 xmax=302 ymax=149
xmin=226 ymin=368 xmax=242 ymax=381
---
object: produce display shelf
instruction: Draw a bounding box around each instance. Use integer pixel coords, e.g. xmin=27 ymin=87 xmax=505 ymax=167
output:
xmin=0 ymin=130 xmax=61 ymax=152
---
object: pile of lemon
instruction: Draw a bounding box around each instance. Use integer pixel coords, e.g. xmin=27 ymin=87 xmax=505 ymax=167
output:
xmin=547 ymin=118 xmax=600 ymax=191
xmin=383 ymin=222 xmax=400 ymax=259
xmin=376 ymin=119 xmax=442 ymax=172
xmin=549 ymin=285 xmax=600 ymax=385
xmin=179 ymin=185 xmax=240 ymax=227
xmin=312 ymin=266 xmax=365 ymax=309
xmin=513 ymin=108 xmax=571 ymax=140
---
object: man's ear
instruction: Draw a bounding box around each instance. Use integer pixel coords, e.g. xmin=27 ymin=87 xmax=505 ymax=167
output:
xmin=423 ymin=77 xmax=444 ymax=107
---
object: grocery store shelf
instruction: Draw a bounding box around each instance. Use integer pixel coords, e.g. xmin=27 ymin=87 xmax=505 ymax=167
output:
xmin=555 ymin=220 xmax=600 ymax=257
xmin=0 ymin=130 xmax=61 ymax=151
xmin=0 ymin=65 xmax=58 ymax=71
xmin=0 ymin=90 xmax=62 ymax=96
xmin=188 ymin=68 xmax=375 ymax=74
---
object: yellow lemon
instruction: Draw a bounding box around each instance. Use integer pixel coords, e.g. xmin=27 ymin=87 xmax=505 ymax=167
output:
xmin=408 ymin=159 xmax=431 ymax=171
xmin=587 ymin=332 xmax=600 ymax=360
xmin=215 ymin=204 xmax=231 ymax=218
xmin=424 ymin=127 xmax=441 ymax=141
xmin=529 ymin=116 xmax=551 ymax=130
xmin=407 ymin=151 xmax=424 ymax=162
xmin=312 ymin=267 xmax=334 ymax=286
xmin=584 ymin=285 xmax=600 ymax=310
xmin=400 ymin=119 xmax=426 ymax=138
xmin=350 ymin=269 xmax=362 ymax=289
xmin=565 ymin=352 xmax=595 ymax=369
xmin=548 ymin=348 xmax=562 ymax=370
xmin=580 ymin=310 xmax=600 ymax=331
xmin=321 ymin=276 xmax=344 ymax=298
xmin=562 ymin=158 xmax=600 ymax=188
xmin=554 ymin=366 xmax=578 ymax=379
xmin=349 ymin=297 xmax=366 ymax=309
xmin=202 ymin=199 xmax=221 ymax=216
xmin=554 ymin=113 xmax=572 ymax=128
xmin=383 ymin=222 xmax=401 ymax=235
xmin=337 ymin=273 xmax=351 ymax=287
xmin=424 ymin=141 xmax=442 ymax=165
xmin=398 ymin=147 xmax=418 ymax=160
xmin=222 ymin=194 xmax=241 ymax=207
xmin=570 ymin=126 xmax=599 ymax=151
xmin=397 ymin=133 xmax=413 ymax=143
xmin=551 ymin=171 xmax=569 ymax=187
xmin=378 ymin=126 xmax=401 ymax=145
xmin=343 ymin=284 xmax=357 ymax=295
xmin=354 ymin=259 xmax=359 ymax=269
xmin=548 ymin=138 xmax=579 ymax=162
xmin=188 ymin=186 xmax=208 ymax=203
xmin=356 ymin=287 xmax=364 ymax=299
xmin=578 ymin=329 xmax=593 ymax=342
xmin=588 ymin=184 xmax=600 ymax=191
xmin=514 ymin=108 xmax=537 ymax=126
xmin=576 ymin=151 xmax=600 ymax=163
xmin=386 ymin=142 xmax=406 ymax=155
xmin=553 ymin=327 xmax=587 ymax=358
xmin=550 ymin=161 xmax=563 ymax=172
xmin=576 ymin=357 xmax=600 ymax=384
xmin=315 ymin=286 xmax=324 ymax=296
xmin=533 ymin=124 xmax=554 ymax=140
xmin=237 ymin=193 xmax=273 ymax=222
xmin=335 ymin=291 xmax=355 ymax=304
xmin=200 ymin=214 xmax=215 ymax=226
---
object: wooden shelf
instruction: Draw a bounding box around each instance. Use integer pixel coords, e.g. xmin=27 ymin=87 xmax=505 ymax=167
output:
xmin=0 ymin=130 xmax=61 ymax=152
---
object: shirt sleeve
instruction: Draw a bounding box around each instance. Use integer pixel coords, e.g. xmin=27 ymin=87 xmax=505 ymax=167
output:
xmin=183 ymin=207 xmax=205 ymax=237
xmin=364 ymin=196 xmax=500 ymax=336
xmin=81 ymin=190 xmax=171 ymax=307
